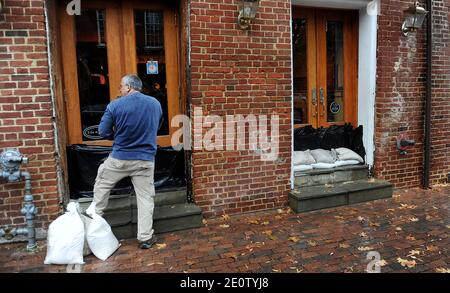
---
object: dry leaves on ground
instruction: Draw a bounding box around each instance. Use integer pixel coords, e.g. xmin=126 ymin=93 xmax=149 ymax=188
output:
xmin=156 ymin=243 xmax=167 ymax=250
xmin=406 ymin=235 xmax=416 ymax=241
xmin=397 ymin=257 xmax=417 ymax=268
xmin=219 ymin=224 xmax=230 ymax=228
xmin=426 ymin=245 xmax=439 ymax=252
xmin=288 ymin=236 xmax=300 ymax=243
xmin=339 ymin=243 xmax=350 ymax=249
xmin=307 ymin=240 xmax=317 ymax=247
xmin=221 ymin=214 xmax=230 ymax=221
xmin=435 ymin=268 xmax=450 ymax=273
xmin=399 ymin=204 xmax=417 ymax=210
xmin=409 ymin=217 xmax=419 ymax=222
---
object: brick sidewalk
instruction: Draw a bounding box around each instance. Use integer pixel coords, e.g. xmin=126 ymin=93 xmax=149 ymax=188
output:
xmin=0 ymin=185 xmax=448 ymax=273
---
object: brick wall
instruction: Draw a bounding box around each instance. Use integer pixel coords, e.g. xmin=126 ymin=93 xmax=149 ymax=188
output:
xmin=374 ymin=0 xmax=449 ymax=188
xmin=189 ymin=0 xmax=292 ymax=217
xmin=0 ymin=0 xmax=60 ymax=228
xmin=428 ymin=0 xmax=450 ymax=184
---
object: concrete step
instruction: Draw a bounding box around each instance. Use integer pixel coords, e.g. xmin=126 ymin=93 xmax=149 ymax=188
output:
xmin=294 ymin=165 xmax=369 ymax=188
xmin=76 ymin=188 xmax=203 ymax=239
xmin=289 ymin=179 xmax=393 ymax=213
xmin=78 ymin=187 xmax=187 ymax=210
xmin=107 ymin=203 xmax=204 ymax=239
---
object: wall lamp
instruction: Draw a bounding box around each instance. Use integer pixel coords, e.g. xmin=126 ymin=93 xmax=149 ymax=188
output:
xmin=238 ymin=0 xmax=260 ymax=30
xmin=402 ymin=1 xmax=428 ymax=36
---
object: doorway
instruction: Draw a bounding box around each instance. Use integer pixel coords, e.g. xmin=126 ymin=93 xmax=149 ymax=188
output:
xmin=58 ymin=0 xmax=181 ymax=147
xmin=292 ymin=7 xmax=358 ymax=128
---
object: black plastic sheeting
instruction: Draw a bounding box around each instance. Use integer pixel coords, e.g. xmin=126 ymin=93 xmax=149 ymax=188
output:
xmin=294 ymin=124 xmax=366 ymax=160
xmin=67 ymin=145 xmax=186 ymax=199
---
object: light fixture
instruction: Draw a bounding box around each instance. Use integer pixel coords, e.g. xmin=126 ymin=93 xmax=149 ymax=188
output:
xmin=402 ymin=1 xmax=428 ymax=36
xmin=238 ymin=0 xmax=260 ymax=30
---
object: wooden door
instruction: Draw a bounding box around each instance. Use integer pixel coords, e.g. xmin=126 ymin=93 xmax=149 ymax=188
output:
xmin=293 ymin=7 xmax=358 ymax=128
xmin=58 ymin=0 xmax=180 ymax=146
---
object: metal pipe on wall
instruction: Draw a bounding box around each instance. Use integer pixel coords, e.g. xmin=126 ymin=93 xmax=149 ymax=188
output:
xmin=423 ymin=0 xmax=432 ymax=188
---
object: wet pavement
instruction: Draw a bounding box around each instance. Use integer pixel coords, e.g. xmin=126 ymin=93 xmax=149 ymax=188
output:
xmin=0 ymin=185 xmax=448 ymax=273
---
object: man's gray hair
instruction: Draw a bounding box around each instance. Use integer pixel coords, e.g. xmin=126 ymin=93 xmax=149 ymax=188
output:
xmin=122 ymin=74 xmax=142 ymax=91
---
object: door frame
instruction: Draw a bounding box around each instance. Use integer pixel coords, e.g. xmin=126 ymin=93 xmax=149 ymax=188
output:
xmin=292 ymin=7 xmax=358 ymax=129
xmin=58 ymin=0 xmax=181 ymax=146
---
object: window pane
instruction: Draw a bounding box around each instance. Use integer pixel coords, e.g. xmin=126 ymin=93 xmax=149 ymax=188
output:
xmin=75 ymin=9 xmax=110 ymax=141
xmin=135 ymin=10 xmax=169 ymax=136
xmin=326 ymin=21 xmax=344 ymax=123
xmin=292 ymin=18 xmax=308 ymax=125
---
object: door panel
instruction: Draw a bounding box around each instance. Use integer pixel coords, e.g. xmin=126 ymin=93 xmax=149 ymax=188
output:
xmin=59 ymin=0 xmax=180 ymax=147
xmin=293 ymin=7 xmax=358 ymax=129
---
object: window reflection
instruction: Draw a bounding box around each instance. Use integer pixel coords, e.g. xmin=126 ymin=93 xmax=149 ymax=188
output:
xmin=326 ymin=21 xmax=344 ymax=123
xmin=135 ymin=10 xmax=169 ymax=136
xmin=75 ymin=9 xmax=110 ymax=141
xmin=292 ymin=18 xmax=308 ymax=125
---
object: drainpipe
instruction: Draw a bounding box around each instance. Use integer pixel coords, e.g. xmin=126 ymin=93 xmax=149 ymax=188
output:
xmin=0 ymin=149 xmax=38 ymax=251
xmin=423 ymin=0 xmax=432 ymax=188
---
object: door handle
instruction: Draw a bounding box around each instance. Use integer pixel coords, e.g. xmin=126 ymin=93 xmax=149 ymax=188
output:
xmin=319 ymin=88 xmax=325 ymax=117
xmin=311 ymin=88 xmax=317 ymax=118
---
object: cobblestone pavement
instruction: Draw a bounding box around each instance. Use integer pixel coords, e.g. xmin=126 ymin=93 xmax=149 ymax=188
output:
xmin=0 ymin=185 xmax=448 ymax=273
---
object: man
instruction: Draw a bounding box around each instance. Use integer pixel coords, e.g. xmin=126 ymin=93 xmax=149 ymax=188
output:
xmin=91 ymin=74 xmax=162 ymax=249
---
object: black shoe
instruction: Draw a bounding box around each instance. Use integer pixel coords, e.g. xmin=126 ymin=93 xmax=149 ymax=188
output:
xmin=139 ymin=235 xmax=157 ymax=249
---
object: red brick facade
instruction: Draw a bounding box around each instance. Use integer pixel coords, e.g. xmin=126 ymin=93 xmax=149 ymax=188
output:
xmin=0 ymin=0 xmax=60 ymax=228
xmin=189 ymin=0 xmax=292 ymax=217
xmin=374 ymin=0 xmax=450 ymax=188
xmin=0 ymin=0 xmax=448 ymax=228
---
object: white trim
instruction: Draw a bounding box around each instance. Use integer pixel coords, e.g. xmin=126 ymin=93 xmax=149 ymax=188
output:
xmin=357 ymin=7 xmax=377 ymax=167
xmin=290 ymin=3 xmax=295 ymax=190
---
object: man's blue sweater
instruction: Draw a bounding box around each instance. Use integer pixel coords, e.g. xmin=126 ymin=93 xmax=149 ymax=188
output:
xmin=98 ymin=92 xmax=162 ymax=161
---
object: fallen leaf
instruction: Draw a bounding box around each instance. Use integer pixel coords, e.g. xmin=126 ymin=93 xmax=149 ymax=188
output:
xmin=376 ymin=259 xmax=388 ymax=267
xmin=344 ymin=266 xmax=354 ymax=273
xmin=288 ymin=236 xmax=300 ymax=243
xmin=357 ymin=216 xmax=365 ymax=222
xmin=446 ymin=225 xmax=450 ymax=229
xmin=435 ymin=268 xmax=450 ymax=273
xmin=275 ymin=215 xmax=282 ymax=220
xmin=395 ymin=227 xmax=402 ymax=231
xmin=247 ymin=219 xmax=259 ymax=225
xmin=221 ymin=214 xmax=230 ymax=221
xmin=339 ymin=243 xmax=350 ymax=248
xmin=334 ymin=216 xmax=344 ymax=220
xmin=359 ymin=232 xmax=368 ymax=238
xmin=409 ymin=217 xmax=419 ymax=222
xmin=272 ymin=269 xmax=280 ymax=272
xmin=407 ymin=249 xmax=421 ymax=257
xmin=426 ymin=245 xmax=438 ymax=252
xmin=397 ymin=257 xmax=416 ymax=268
xmin=219 ymin=224 xmax=230 ymax=228
xmin=358 ymin=246 xmax=375 ymax=251
xmin=399 ymin=204 xmax=417 ymax=210
xmin=261 ymin=221 xmax=270 ymax=225
xmin=387 ymin=209 xmax=396 ymax=212
xmin=307 ymin=240 xmax=317 ymax=247
xmin=277 ymin=209 xmax=284 ymax=214
xmin=406 ymin=235 xmax=416 ymax=241
xmin=369 ymin=221 xmax=381 ymax=227
xmin=425 ymin=215 xmax=432 ymax=221
xmin=187 ymin=261 xmax=195 ymax=266
xmin=202 ymin=219 xmax=208 ymax=225
xmin=156 ymin=243 xmax=167 ymax=250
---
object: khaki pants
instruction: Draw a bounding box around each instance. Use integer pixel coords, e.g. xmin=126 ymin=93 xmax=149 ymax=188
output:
xmin=93 ymin=156 xmax=155 ymax=242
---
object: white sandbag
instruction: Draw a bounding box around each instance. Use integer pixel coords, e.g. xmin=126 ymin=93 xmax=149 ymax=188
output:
xmin=311 ymin=162 xmax=336 ymax=169
xmin=86 ymin=203 xmax=120 ymax=261
xmin=44 ymin=202 xmax=85 ymax=265
xmin=334 ymin=160 xmax=361 ymax=167
xmin=293 ymin=164 xmax=314 ymax=172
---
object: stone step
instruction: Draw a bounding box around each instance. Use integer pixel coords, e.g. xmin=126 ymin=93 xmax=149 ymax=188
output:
xmin=294 ymin=165 xmax=369 ymax=188
xmin=289 ymin=179 xmax=392 ymax=213
xmin=106 ymin=203 xmax=204 ymax=239
xmin=77 ymin=187 xmax=187 ymax=210
xmin=76 ymin=188 xmax=203 ymax=239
